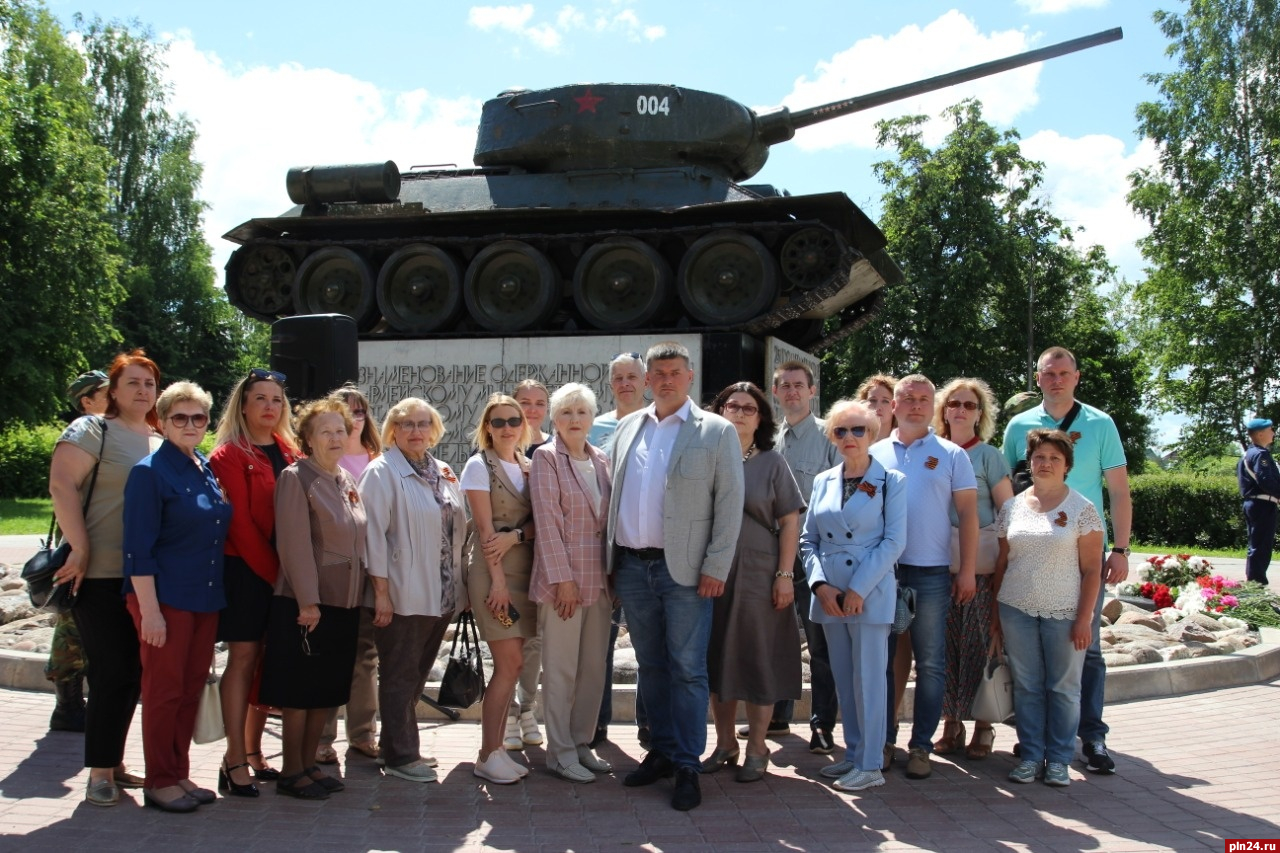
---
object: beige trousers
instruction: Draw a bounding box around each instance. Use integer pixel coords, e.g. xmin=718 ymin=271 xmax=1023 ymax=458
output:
xmin=537 ymin=595 xmax=611 ymax=768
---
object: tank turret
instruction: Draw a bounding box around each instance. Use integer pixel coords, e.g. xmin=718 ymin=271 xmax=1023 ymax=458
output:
xmin=224 ymin=28 xmax=1121 ymax=349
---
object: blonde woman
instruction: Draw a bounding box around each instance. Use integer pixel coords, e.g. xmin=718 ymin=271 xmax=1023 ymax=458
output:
xmin=317 ymin=384 xmax=383 ymax=764
xmin=510 ymin=378 xmax=550 ymax=748
xmin=209 ymin=369 xmax=299 ymax=794
xmin=462 ymin=394 xmax=537 ymax=784
xmin=361 ymin=398 xmax=465 ymax=783
xmin=933 ymin=378 xmax=1013 ymax=760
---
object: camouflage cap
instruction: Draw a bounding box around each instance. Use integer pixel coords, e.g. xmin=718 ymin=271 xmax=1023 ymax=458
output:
xmin=1003 ymin=391 xmax=1041 ymax=418
xmin=67 ymin=370 xmax=108 ymax=406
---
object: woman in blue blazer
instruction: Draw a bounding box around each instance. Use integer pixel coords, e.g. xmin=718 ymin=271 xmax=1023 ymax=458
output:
xmin=801 ymin=399 xmax=906 ymax=793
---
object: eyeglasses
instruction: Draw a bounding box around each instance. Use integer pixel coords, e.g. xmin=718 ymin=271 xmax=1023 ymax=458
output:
xmin=722 ymin=402 xmax=759 ymax=416
xmin=489 ymin=416 xmax=524 ymax=429
xmin=945 ymin=400 xmax=980 ymax=411
xmin=248 ymin=368 xmax=287 ymax=383
xmin=299 ymin=625 xmax=316 ymax=656
xmin=350 ymin=409 xmax=367 ymax=419
xmin=833 ymin=425 xmax=869 ymax=439
xmin=399 ymin=419 xmax=432 ymax=432
xmin=168 ymin=413 xmax=210 ymax=428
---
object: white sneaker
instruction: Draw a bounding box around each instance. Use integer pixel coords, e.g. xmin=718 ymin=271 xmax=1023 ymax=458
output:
xmin=820 ymin=760 xmax=856 ymax=779
xmin=576 ymin=747 xmax=612 ymax=773
xmin=504 ymin=715 xmax=523 ymax=750
xmin=498 ymin=749 xmax=530 ymax=778
xmin=553 ymin=762 xmax=596 ymax=784
xmin=384 ymin=759 xmax=438 ymax=783
xmin=474 ymin=749 xmax=521 ymax=784
xmin=833 ymin=768 xmax=885 ymax=792
xmin=519 ymin=710 xmax=543 ymax=746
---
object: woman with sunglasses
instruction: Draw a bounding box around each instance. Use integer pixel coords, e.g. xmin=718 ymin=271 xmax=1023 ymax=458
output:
xmin=932 ymin=378 xmax=1013 ymax=760
xmin=701 ymin=382 xmax=805 ymax=784
xmin=358 ymin=397 xmax=464 ymax=783
xmin=261 ymin=398 xmax=368 ymax=799
xmin=461 ymin=394 xmax=537 ymax=784
xmin=800 ymin=399 xmax=906 ymax=793
xmin=49 ymin=349 xmax=162 ymax=806
xmin=122 ymin=382 xmax=230 ymax=812
xmin=316 ymin=385 xmax=383 ymax=765
xmin=209 ymin=368 xmax=299 ymax=795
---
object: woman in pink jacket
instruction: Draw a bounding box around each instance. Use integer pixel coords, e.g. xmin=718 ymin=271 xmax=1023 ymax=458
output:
xmin=529 ymin=383 xmax=614 ymax=784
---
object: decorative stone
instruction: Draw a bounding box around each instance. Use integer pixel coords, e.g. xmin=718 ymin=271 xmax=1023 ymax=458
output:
xmin=1159 ymin=645 xmax=1191 ymax=662
xmin=1 ymin=580 xmax=25 ymax=592
xmin=1187 ymin=612 xmax=1224 ymax=631
xmin=1183 ymin=641 xmax=1218 ymax=658
xmin=1116 ymin=612 xmax=1166 ymax=631
xmin=1103 ymin=652 xmax=1138 ymax=667
xmin=1128 ymin=646 xmax=1163 ymax=665
xmin=1166 ymin=619 xmax=1217 ymax=644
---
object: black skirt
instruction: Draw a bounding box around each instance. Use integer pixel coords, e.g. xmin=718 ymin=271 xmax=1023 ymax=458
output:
xmin=259 ymin=596 xmax=360 ymax=710
xmin=217 ymin=555 xmax=274 ymax=642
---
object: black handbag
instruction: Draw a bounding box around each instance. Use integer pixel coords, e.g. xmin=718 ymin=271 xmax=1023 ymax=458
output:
xmin=437 ymin=611 xmax=486 ymax=709
xmin=22 ymin=418 xmax=107 ymax=613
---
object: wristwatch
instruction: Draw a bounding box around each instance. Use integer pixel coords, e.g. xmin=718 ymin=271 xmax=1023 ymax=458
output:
xmin=515 ymin=528 xmax=525 ymax=543
xmin=1110 ymin=546 xmax=1130 ymax=557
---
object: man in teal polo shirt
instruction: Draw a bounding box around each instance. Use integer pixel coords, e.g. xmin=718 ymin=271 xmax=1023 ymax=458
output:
xmin=1002 ymin=346 xmax=1131 ymax=775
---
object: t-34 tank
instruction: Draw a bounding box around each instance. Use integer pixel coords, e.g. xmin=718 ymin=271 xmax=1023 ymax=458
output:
xmin=224 ymin=27 xmax=1121 ymax=350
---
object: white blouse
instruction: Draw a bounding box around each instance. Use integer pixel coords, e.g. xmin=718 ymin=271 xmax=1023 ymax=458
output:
xmin=996 ymin=488 xmax=1103 ymax=619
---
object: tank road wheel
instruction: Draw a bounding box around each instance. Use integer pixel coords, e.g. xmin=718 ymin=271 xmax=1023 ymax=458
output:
xmin=464 ymin=241 xmax=558 ymax=333
xmin=780 ymin=227 xmax=841 ymax=291
xmin=572 ymin=238 xmax=672 ymax=330
xmin=292 ymin=248 xmax=380 ymax=331
xmin=376 ymin=244 xmax=464 ymax=334
xmin=676 ymin=230 xmax=779 ymax=326
xmin=227 ymin=245 xmax=297 ymax=322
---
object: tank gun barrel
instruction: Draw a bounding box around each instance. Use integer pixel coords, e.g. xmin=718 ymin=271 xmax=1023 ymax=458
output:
xmin=757 ymin=27 xmax=1122 ymax=144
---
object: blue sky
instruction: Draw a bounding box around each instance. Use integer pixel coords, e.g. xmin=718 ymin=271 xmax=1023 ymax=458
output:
xmin=49 ymin=0 xmax=1183 ymax=437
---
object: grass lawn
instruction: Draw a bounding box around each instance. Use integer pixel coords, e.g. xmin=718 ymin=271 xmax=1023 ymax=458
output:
xmin=0 ymin=498 xmax=53 ymax=535
xmin=1132 ymin=541 xmax=1246 ymax=560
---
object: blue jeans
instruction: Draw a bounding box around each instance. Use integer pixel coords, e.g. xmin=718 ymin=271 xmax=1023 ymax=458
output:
xmin=885 ymin=564 xmax=950 ymax=751
xmin=999 ymin=603 xmax=1085 ymax=765
xmin=613 ymin=551 xmax=713 ymax=770
xmin=1077 ymin=583 xmax=1109 ymax=742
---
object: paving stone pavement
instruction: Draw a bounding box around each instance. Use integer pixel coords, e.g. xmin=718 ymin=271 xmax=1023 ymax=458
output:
xmin=0 ymin=680 xmax=1277 ymax=852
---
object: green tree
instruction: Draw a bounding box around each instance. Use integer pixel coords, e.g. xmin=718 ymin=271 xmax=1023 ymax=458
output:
xmin=77 ymin=17 xmax=257 ymax=401
xmin=825 ymin=99 xmax=1150 ymax=464
xmin=1128 ymin=0 xmax=1280 ymax=456
xmin=0 ymin=1 xmax=124 ymax=424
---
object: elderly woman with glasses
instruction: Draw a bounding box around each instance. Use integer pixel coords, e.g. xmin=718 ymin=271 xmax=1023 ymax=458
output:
xmin=700 ymin=382 xmax=805 ymax=784
xmin=209 ymin=368 xmax=299 ymax=794
xmin=932 ymin=378 xmax=1013 ymax=760
xmin=359 ymin=397 xmax=465 ymax=783
xmin=462 ymin=394 xmax=537 ymax=784
xmin=316 ymin=385 xmax=383 ymax=765
xmin=260 ymin=398 xmax=368 ymax=800
xmin=123 ymin=381 xmax=231 ymax=812
xmin=801 ymin=399 xmax=906 ymax=793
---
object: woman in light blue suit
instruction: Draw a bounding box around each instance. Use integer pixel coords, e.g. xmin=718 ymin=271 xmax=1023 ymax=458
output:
xmin=801 ymin=399 xmax=907 ymax=793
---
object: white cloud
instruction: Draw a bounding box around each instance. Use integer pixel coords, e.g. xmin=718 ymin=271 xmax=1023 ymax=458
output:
xmin=1017 ymin=0 xmax=1109 ymax=14
xmin=466 ymin=3 xmax=666 ymax=52
xmin=1020 ymin=130 xmax=1156 ymax=281
xmin=159 ymin=34 xmax=482 ymax=275
xmin=777 ymin=11 xmax=1039 ymax=151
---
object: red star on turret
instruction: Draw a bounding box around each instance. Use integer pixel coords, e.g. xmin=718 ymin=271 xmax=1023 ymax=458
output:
xmin=575 ymin=87 xmax=604 ymax=113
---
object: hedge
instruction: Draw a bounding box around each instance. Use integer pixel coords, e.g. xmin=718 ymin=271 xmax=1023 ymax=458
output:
xmin=0 ymin=423 xmax=63 ymax=499
xmin=1128 ymin=473 xmax=1244 ymax=551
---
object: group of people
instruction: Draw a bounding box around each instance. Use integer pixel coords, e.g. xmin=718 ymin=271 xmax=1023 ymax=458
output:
xmin=45 ymin=342 xmax=1130 ymax=814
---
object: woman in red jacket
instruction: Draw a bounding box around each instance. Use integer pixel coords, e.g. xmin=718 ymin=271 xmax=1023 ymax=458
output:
xmin=208 ymin=369 xmax=300 ymax=796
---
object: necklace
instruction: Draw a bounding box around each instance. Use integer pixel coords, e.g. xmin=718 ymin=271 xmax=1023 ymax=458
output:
xmin=742 ymin=443 xmax=756 ymax=462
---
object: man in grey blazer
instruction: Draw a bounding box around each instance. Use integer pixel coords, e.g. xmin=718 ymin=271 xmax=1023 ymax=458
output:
xmin=607 ymin=341 xmax=744 ymax=811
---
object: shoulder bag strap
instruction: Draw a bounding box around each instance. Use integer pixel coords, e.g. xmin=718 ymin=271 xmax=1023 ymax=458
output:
xmin=52 ymin=417 xmax=108 ymax=546
xmin=1058 ymin=402 xmax=1083 ymax=434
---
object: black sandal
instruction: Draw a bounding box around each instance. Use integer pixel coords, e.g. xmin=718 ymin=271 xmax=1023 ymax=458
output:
xmin=219 ymin=761 xmax=260 ymax=798
xmin=304 ymin=765 xmax=345 ymax=792
xmin=275 ymin=771 xmax=328 ymax=800
xmin=247 ymin=751 xmax=281 ymax=780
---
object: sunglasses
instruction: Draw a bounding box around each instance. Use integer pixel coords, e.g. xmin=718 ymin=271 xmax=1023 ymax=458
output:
xmin=168 ymin=413 xmax=210 ymax=428
xmin=833 ymin=425 xmax=869 ymax=439
xmin=489 ymin=416 xmax=524 ymax=429
xmin=248 ymin=368 xmax=287 ymax=383
xmin=722 ymin=402 xmax=759 ymax=416
xmin=945 ymin=400 xmax=980 ymax=411
xmin=613 ymin=351 xmax=642 ymax=361
xmin=300 ymin=625 xmax=316 ymax=656
xmin=350 ymin=409 xmax=367 ymax=419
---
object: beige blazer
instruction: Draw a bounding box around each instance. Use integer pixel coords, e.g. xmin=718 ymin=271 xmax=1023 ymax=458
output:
xmin=274 ymin=456 xmax=368 ymax=609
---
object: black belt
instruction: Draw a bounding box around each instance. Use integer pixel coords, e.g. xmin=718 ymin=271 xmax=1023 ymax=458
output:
xmin=620 ymin=545 xmax=665 ymax=561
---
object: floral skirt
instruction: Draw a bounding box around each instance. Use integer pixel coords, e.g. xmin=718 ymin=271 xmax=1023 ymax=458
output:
xmin=941 ymin=574 xmax=995 ymax=720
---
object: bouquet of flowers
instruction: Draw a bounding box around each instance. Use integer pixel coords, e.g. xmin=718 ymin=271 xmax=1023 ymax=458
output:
xmin=1118 ymin=554 xmax=1213 ymax=610
xmin=1173 ymin=575 xmax=1240 ymax=614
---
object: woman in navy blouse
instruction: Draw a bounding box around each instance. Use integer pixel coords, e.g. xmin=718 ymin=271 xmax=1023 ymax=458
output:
xmin=123 ymin=382 xmax=231 ymax=813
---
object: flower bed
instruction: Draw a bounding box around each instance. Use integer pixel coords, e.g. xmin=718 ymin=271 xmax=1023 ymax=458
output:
xmin=1120 ymin=553 xmax=1280 ymax=628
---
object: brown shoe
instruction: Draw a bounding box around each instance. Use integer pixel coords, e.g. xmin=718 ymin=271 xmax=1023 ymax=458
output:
xmin=906 ymin=747 xmax=932 ymax=779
